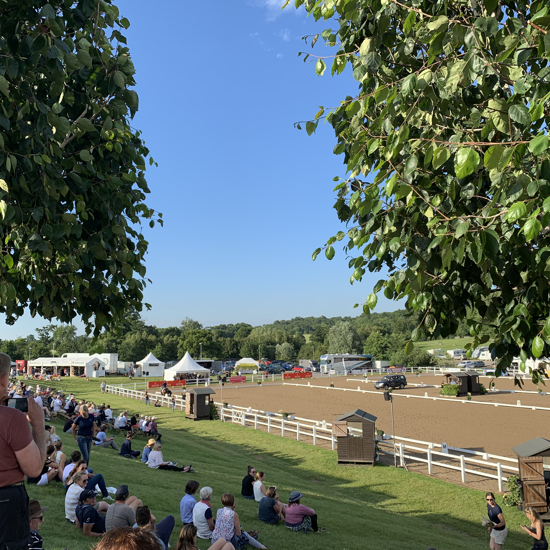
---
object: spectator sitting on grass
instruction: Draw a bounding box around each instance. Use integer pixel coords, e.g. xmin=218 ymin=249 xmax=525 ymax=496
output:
xmin=105 ymin=405 xmax=113 ymax=422
xmin=258 ymin=486 xmax=286 ymax=525
xmin=142 ymin=439 xmax=156 ymax=464
xmin=95 ymin=424 xmax=120 ymax=451
xmin=285 ymin=490 xmax=325 ymax=533
xmin=149 ymin=417 xmax=162 ymax=441
xmin=63 ymin=416 xmax=75 ymax=433
xmin=65 ymin=471 xmax=111 ymax=523
xmin=211 ymin=493 xmax=267 ymax=550
xmin=65 ymin=461 xmax=114 ymax=502
xmin=130 ymin=413 xmax=139 ymax=430
xmin=241 ymin=466 xmax=255 ymax=500
xmin=62 ymin=451 xmax=82 ymax=481
xmin=27 ymin=446 xmax=60 ymax=487
xmin=180 ymin=480 xmax=200 ymax=525
xmin=154 ymin=400 xmax=161 ymax=408
xmin=75 ymin=489 xmax=107 ymax=537
xmin=53 ymin=440 xmax=66 ymax=474
xmin=175 ymin=524 xmax=235 ymax=550
xmin=120 ymin=433 xmax=141 ymax=459
xmin=147 ymin=442 xmax=193 ymax=472
xmin=192 ymin=486 xmax=215 ymax=539
xmin=105 ymin=485 xmax=143 ymax=531
xmin=253 ymin=472 xmax=267 ymax=502
xmin=135 ymin=505 xmax=175 ymax=550
xmin=29 ymin=499 xmax=48 ymax=550
xmin=92 ymin=526 xmax=164 ymax=550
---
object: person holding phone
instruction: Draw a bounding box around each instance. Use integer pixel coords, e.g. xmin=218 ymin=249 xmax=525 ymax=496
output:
xmin=521 ymin=507 xmax=548 ymax=550
xmin=0 ymin=352 xmax=47 ymax=550
xmin=486 ymin=492 xmax=507 ymax=549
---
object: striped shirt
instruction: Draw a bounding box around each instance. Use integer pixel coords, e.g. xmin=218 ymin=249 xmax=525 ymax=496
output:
xmin=29 ymin=530 xmax=43 ymax=549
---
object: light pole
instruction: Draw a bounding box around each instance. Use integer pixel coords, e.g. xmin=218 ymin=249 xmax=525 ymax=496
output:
xmin=199 ymin=343 xmax=202 ymax=360
xmin=28 ymin=346 xmax=32 ymax=361
xmin=384 ymin=390 xmax=397 ymax=467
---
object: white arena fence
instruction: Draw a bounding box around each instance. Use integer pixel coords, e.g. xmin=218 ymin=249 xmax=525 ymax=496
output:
xmin=105 ymin=384 xmax=518 ymax=491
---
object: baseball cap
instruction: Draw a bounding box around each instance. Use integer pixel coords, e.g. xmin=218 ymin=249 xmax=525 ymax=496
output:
xmin=79 ymin=489 xmax=97 ymax=502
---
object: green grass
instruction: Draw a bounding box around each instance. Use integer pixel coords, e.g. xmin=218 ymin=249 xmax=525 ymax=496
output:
xmin=29 ymin=377 xmax=526 ymax=550
xmin=415 ymin=337 xmax=474 ymax=353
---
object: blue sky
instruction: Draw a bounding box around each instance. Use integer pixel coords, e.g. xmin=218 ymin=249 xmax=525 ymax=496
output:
xmin=1 ymin=0 xmax=399 ymax=339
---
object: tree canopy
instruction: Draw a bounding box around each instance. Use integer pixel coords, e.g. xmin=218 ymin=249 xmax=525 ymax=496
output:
xmin=295 ymin=0 xmax=550 ymax=379
xmin=0 ymin=0 xmax=160 ymax=336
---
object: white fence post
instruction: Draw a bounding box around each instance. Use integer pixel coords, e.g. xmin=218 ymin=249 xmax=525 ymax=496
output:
xmin=267 ymin=416 xmax=271 ymax=434
xmin=242 ymin=413 xmax=246 ymax=427
xmin=497 ymin=462 xmax=503 ymax=492
xmin=296 ymin=422 xmax=300 ymax=441
xmin=254 ymin=414 xmax=258 ymax=430
xmin=460 ymin=455 xmax=467 ymax=483
xmin=220 ymin=406 xmax=224 ymax=421
xmin=399 ymin=443 xmax=405 ymax=467
xmin=313 ymin=425 xmax=317 ymax=446
xmin=427 ymin=448 xmax=433 ymax=475
xmin=331 ymin=436 xmax=336 ymax=451
xmin=281 ymin=418 xmax=285 ymax=437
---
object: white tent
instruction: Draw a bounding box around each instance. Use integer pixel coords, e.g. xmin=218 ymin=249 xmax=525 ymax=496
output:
xmin=235 ymin=357 xmax=259 ymax=368
xmin=164 ymin=352 xmax=211 ymax=381
xmin=136 ymin=352 xmax=165 ymax=377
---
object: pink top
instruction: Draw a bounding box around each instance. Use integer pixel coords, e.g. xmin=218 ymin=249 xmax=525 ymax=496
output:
xmin=285 ymin=504 xmax=315 ymax=525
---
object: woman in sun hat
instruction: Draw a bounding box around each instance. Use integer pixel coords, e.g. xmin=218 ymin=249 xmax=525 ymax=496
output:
xmin=285 ymin=491 xmax=324 ymax=533
xmin=142 ymin=438 xmax=157 ymax=464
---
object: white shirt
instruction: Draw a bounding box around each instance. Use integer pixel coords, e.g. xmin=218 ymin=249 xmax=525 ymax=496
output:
xmin=53 ymin=398 xmax=63 ymax=411
xmin=105 ymin=409 xmax=113 ymax=419
xmin=65 ymin=483 xmax=83 ymax=521
xmin=147 ymin=450 xmax=164 ymax=469
xmin=34 ymin=395 xmax=43 ymax=407
xmin=253 ymin=481 xmax=265 ymax=502
xmin=62 ymin=464 xmax=74 ymax=483
xmin=193 ymin=501 xmax=213 ymax=539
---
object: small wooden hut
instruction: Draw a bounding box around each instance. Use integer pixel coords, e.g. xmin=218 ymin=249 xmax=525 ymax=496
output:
xmin=441 ymin=372 xmax=481 ymax=396
xmin=332 ymin=409 xmax=377 ymax=465
xmin=185 ymin=387 xmax=216 ymax=421
xmin=512 ymin=437 xmax=550 ymax=514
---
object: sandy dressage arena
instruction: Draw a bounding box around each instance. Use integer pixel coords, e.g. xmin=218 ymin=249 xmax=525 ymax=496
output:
xmin=197 ymin=374 xmax=548 ymax=459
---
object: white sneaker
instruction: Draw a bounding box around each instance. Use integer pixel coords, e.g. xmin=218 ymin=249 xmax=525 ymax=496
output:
xmin=107 ymin=487 xmax=117 ymax=494
xmin=103 ymin=495 xmax=115 ymax=502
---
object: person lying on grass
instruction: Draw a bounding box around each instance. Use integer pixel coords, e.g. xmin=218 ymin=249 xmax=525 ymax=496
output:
xmin=135 ymin=505 xmax=175 ymax=550
xmin=147 ymin=442 xmax=193 ymax=472
xmin=105 ymin=485 xmax=143 ymax=532
xmin=258 ymin=486 xmax=286 ymax=525
xmin=75 ymin=489 xmax=108 ymax=537
xmin=211 ymin=493 xmax=267 ymax=550
xmin=285 ymin=491 xmax=326 ymax=534
xmin=175 ymin=524 xmax=234 ymax=550
xmin=66 ymin=471 xmax=111 ymax=523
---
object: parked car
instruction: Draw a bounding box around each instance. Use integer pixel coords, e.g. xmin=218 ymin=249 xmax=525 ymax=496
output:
xmin=374 ymin=375 xmax=408 ymax=390
xmin=293 ymin=366 xmax=306 ymax=372
xmin=266 ymin=366 xmax=282 ymax=374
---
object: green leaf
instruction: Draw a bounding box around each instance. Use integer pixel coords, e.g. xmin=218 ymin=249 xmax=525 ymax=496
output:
xmin=404 ymin=340 xmax=414 ymax=355
xmin=543 ymin=317 xmax=550 ymax=340
xmin=77 ymin=49 xmax=92 ymax=68
xmin=366 ymin=293 xmax=378 ymax=309
xmin=113 ymin=71 xmax=126 ymax=89
xmin=0 ymin=179 xmax=7 ymax=193
xmin=484 ymin=145 xmax=503 ymax=170
xmin=325 ymin=246 xmax=335 ymax=260
xmin=530 ymin=101 xmax=545 ymax=122
xmin=506 ymin=202 xmax=527 ymax=222
xmin=509 ymin=104 xmax=530 ymax=126
xmin=306 ymin=121 xmax=317 ymax=135
xmin=455 ymin=221 xmax=469 ymax=238
xmin=529 ymin=135 xmax=549 ymax=155
xmin=359 ymin=38 xmax=374 ymax=56
xmin=427 ymin=16 xmax=448 ymax=34
xmin=532 ymin=336 xmax=545 ymax=359
xmin=76 ymin=118 xmax=96 ymax=133
xmin=312 ymin=248 xmax=321 ymax=261
xmin=401 ymin=74 xmax=417 ymax=96
xmin=524 ymin=217 xmax=542 ymax=241
xmin=363 ymin=52 xmax=381 ymax=72
xmin=403 ymin=11 xmax=416 ymax=35
xmin=432 ymin=148 xmax=450 ymax=170
xmin=40 ymin=4 xmax=56 ymax=19
xmin=454 ymin=148 xmax=480 ymax=179
xmin=79 ymin=150 xmax=93 ymax=162
xmin=0 ymin=75 xmax=9 ymax=98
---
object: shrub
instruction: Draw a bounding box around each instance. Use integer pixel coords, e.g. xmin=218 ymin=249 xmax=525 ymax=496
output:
xmin=504 ymin=475 xmax=522 ymax=506
xmin=209 ymin=402 xmax=219 ymax=421
xmin=479 ymin=383 xmax=488 ymax=395
xmin=278 ymin=409 xmax=289 ymax=418
xmin=439 ymin=384 xmax=460 ymax=397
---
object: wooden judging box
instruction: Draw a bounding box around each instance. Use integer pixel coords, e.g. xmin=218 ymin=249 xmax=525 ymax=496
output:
xmin=185 ymin=387 xmax=216 ymax=421
xmin=332 ymin=409 xmax=377 ymax=465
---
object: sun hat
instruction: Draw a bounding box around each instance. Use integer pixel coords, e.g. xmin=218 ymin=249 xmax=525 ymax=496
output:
xmin=115 ymin=485 xmax=129 ymax=500
xmin=147 ymin=438 xmax=156 ymax=445
xmin=29 ymin=500 xmax=49 ymax=519
xmin=79 ymin=489 xmax=97 ymax=502
xmin=289 ymin=491 xmax=304 ymax=503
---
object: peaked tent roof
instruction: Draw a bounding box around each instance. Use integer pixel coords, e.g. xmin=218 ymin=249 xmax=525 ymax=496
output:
xmin=512 ymin=437 xmax=550 ymax=457
xmin=235 ymin=357 xmax=259 ymax=366
xmin=335 ymin=409 xmax=377 ymax=423
xmin=136 ymin=352 xmax=164 ymax=366
xmin=165 ymin=352 xmax=210 ymax=373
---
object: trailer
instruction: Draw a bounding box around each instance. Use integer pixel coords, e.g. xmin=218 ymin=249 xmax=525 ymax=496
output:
xmin=62 ymin=353 xmax=118 ymax=374
xmin=29 ymin=355 xmax=106 ymax=377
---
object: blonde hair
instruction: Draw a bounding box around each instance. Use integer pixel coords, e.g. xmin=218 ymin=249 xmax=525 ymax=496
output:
xmin=152 ymin=442 xmax=162 ymax=452
xmin=80 ymin=405 xmax=89 ymax=418
xmin=525 ymin=507 xmax=542 ymax=523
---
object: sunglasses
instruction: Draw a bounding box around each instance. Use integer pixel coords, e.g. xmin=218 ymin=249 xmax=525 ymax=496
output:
xmin=486 ymin=498 xmax=495 ymax=502
xmin=34 ymin=516 xmax=44 ymax=521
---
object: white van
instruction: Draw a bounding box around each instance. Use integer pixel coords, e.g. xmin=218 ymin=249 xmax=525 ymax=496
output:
xmin=447 ymin=349 xmax=466 ymax=360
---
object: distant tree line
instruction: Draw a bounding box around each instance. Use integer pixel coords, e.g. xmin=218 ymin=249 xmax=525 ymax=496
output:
xmin=0 ymin=309 xmax=476 ymax=366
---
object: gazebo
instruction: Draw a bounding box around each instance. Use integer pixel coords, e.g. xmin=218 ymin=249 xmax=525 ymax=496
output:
xmin=164 ymin=352 xmax=211 ymax=381
xmin=136 ymin=352 xmax=165 ymax=377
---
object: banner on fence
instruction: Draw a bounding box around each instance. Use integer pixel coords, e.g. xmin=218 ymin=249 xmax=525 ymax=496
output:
xmin=148 ymin=380 xmax=187 ymax=388
xmin=229 ymin=376 xmax=247 ymax=383
xmin=388 ymin=367 xmax=406 ymax=373
xmin=283 ymin=372 xmax=313 ymax=380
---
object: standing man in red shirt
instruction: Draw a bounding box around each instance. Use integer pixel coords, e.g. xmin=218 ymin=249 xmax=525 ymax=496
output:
xmin=0 ymin=352 xmax=47 ymax=549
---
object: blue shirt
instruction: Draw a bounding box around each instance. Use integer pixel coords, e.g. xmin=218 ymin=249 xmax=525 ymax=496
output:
xmin=180 ymin=494 xmax=196 ymax=523
xmin=142 ymin=446 xmax=152 ymax=463
xmin=95 ymin=432 xmax=107 ymax=446
xmin=74 ymin=415 xmax=95 ymax=437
